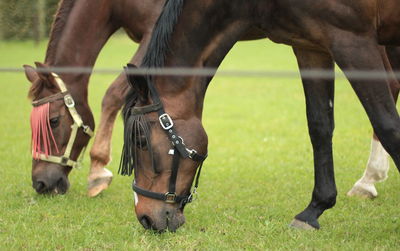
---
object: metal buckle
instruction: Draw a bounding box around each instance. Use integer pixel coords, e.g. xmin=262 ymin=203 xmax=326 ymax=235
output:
xmin=187 ymin=149 xmax=197 ymax=159
xmin=64 ymin=95 xmax=75 ymax=108
xmin=165 ymin=192 xmax=177 ymax=203
xmin=159 ymin=113 xmax=174 ymax=130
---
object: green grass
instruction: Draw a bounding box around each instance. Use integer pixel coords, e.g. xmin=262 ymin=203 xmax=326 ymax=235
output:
xmin=0 ymin=35 xmax=399 ymax=250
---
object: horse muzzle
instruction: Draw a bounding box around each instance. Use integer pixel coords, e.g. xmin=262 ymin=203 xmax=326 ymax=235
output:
xmin=32 ymin=163 xmax=70 ymax=194
xmin=137 ymin=206 xmax=186 ymax=232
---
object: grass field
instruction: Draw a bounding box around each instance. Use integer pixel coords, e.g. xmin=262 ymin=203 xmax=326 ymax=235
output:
xmin=0 ymin=35 xmax=399 ymax=250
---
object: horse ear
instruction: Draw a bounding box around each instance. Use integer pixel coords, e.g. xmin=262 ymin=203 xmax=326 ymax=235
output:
xmin=33 ymin=62 xmax=57 ymax=88
xmin=125 ymin=64 xmax=149 ymax=99
xmin=23 ymin=65 xmax=39 ymax=83
xmin=34 ymin=62 xmax=51 ymax=79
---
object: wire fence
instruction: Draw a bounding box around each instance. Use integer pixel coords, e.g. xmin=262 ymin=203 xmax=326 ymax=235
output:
xmin=1 ymin=66 xmax=400 ymax=81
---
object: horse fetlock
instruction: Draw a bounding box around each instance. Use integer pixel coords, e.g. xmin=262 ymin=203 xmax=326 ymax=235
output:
xmin=365 ymin=164 xmax=389 ymax=182
xmin=312 ymin=191 xmax=337 ymax=210
xmin=347 ymin=180 xmax=378 ymax=198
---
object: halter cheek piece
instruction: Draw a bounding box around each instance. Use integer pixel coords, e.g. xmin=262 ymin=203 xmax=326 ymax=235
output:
xmin=31 ymin=73 xmax=94 ymax=168
xmin=125 ymin=68 xmax=207 ymax=208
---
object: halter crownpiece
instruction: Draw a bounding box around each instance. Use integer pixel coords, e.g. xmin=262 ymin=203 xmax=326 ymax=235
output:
xmin=120 ymin=64 xmax=207 ymax=208
xmin=30 ymin=73 xmax=94 ymax=168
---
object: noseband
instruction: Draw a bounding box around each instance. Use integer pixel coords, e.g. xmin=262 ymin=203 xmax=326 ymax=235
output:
xmin=124 ymin=68 xmax=207 ymax=208
xmin=31 ymin=73 xmax=94 ymax=168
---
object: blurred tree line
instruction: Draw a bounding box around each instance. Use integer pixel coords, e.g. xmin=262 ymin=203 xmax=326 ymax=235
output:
xmin=0 ymin=0 xmax=59 ymax=42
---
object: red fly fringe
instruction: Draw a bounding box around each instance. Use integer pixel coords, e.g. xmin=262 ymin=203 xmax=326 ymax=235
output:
xmin=30 ymin=103 xmax=59 ymax=159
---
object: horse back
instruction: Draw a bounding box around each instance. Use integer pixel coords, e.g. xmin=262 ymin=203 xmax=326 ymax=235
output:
xmin=378 ymin=0 xmax=400 ymax=45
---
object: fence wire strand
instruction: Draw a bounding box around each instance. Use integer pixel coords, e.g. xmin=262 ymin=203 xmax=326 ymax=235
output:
xmin=1 ymin=66 xmax=400 ymax=80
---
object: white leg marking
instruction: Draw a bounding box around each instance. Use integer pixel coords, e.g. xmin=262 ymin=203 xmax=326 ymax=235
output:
xmin=348 ymin=138 xmax=389 ymax=198
xmin=362 ymin=138 xmax=389 ymax=183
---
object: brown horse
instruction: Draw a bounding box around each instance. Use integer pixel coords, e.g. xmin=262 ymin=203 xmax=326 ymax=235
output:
xmin=24 ymin=0 xmax=164 ymax=195
xmin=121 ymin=0 xmax=400 ymax=231
xmin=24 ymin=0 xmax=397 ymax=198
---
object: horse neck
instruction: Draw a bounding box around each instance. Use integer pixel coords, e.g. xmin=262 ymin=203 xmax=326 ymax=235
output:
xmin=45 ymin=0 xmax=120 ymax=100
xmin=154 ymin=1 xmax=252 ymax=118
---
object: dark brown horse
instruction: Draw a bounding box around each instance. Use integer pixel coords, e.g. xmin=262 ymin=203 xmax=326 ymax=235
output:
xmin=24 ymin=0 xmax=164 ymax=195
xmin=121 ymin=0 xmax=400 ymax=231
xmin=24 ymin=0 xmax=399 ymax=198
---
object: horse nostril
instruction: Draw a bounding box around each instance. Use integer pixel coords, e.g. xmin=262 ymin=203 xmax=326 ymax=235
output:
xmin=139 ymin=215 xmax=152 ymax=229
xmin=34 ymin=181 xmax=47 ymax=193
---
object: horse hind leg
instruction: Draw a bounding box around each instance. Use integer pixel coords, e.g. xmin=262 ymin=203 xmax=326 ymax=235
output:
xmin=333 ymin=36 xmax=400 ymax=175
xmin=347 ymin=136 xmax=389 ymax=198
xmin=290 ymin=47 xmax=336 ymax=230
xmin=87 ymin=73 xmax=129 ymax=197
xmin=347 ymin=46 xmax=397 ymax=198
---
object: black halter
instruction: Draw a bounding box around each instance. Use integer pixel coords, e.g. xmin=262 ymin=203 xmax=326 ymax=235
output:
xmin=124 ymin=65 xmax=207 ymax=208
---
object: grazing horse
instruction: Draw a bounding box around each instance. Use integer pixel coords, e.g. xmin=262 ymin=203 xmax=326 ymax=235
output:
xmin=24 ymin=0 xmax=164 ymax=195
xmin=121 ymin=0 xmax=400 ymax=231
xmin=24 ymin=0 xmax=396 ymax=198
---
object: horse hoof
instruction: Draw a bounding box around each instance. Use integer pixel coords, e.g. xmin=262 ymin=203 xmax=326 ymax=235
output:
xmin=346 ymin=182 xmax=377 ymax=199
xmin=87 ymin=168 xmax=113 ymax=197
xmin=289 ymin=219 xmax=318 ymax=230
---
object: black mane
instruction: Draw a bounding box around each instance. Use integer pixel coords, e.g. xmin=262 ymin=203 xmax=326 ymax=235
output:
xmin=122 ymin=0 xmax=185 ymax=116
xmin=141 ymin=0 xmax=185 ymax=68
xmin=120 ymin=0 xmax=185 ymax=175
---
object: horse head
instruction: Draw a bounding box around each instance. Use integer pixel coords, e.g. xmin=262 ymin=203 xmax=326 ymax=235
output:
xmin=120 ymin=65 xmax=208 ymax=232
xmin=24 ymin=62 xmax=94 ymax=194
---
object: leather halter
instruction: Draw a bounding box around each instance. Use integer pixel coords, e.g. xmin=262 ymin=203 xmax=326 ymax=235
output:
xmin=125 ymin=67 xmax=207 ymax=208
xmin=31 ymin=73 xmax=94 ymax=168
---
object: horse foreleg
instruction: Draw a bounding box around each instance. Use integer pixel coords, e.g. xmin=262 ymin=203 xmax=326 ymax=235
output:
xmin=87 ymin=35 xmax=152 ymax=197
xmin=347 ymin=46 xmax=397 ymax=198
xmin=87 ymin=73 xmax=129 ymax=197
xmin=290 ymin=47 xmax=336 ymax=230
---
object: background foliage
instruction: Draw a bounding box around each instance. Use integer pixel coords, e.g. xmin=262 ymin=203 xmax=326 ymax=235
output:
xmin=0 ymin=0 xmax=58 ymax=41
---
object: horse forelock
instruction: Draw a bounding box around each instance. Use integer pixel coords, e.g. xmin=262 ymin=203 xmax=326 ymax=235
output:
xmin=45 ymin=0 xmax=76 ymax=64
xmin=28 ymin=78 xmax=48 ymax=100
xmin=28 ymin=78 xmax=58 ymax=101
xmin=119 ymin=113 xmax=154 ymax=176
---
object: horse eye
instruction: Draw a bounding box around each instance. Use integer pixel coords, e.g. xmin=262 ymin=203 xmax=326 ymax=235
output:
xmin=136 ymin=136 xmax=148 ymax=150
xmin=49 ymin=117 xmax=60 ymax=128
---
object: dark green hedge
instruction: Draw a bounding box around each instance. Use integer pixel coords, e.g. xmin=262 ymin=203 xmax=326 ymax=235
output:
xmin=0 ymin=0 xmax=59 ymax=40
